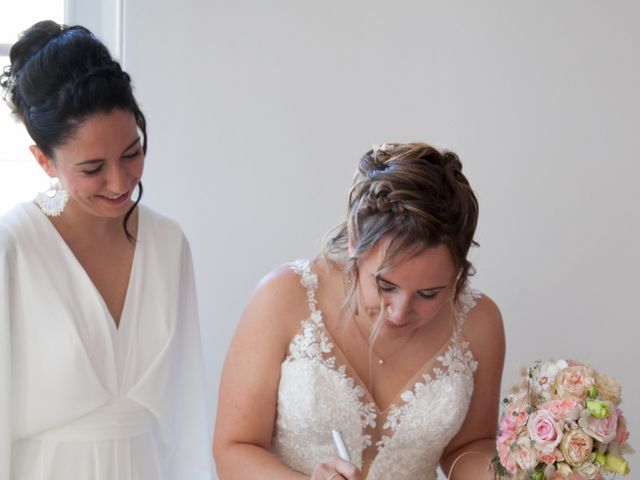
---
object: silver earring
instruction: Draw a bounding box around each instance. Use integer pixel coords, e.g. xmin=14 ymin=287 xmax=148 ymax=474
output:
xmin=36 ymin=178 xmax=69 ymax=216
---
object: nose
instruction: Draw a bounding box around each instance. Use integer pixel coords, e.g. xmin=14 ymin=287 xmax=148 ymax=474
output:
xmin=106 ymin=164 xmax=132 ymax=193
xmin=385 ymin=295 xmax=412 ymax=325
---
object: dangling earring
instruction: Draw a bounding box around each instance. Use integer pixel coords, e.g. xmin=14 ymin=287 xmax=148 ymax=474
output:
xmin=36 ymin=178 xmax=69 ymax=216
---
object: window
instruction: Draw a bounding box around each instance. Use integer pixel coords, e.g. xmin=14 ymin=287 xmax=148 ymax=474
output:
xmin=0 ymin=2 xmax=64 ymax=214
xmin=0 ymin=0 xmax=119 ymax=215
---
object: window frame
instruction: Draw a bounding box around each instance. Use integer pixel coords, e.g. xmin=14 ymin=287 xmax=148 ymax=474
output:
xmin=0 ymin=0 xmax=122 ymax=61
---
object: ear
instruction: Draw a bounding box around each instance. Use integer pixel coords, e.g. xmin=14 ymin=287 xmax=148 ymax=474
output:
xmin=29 ymin=145 xmax=57 ymax=178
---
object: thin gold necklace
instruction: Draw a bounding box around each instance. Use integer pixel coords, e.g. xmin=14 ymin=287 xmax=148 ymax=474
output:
xmin=352 ymin=314 xmax=415 ymax=365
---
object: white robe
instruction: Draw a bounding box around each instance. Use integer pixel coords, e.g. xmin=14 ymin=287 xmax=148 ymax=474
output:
xmin=0 ymin=203 xmax=214 ymax=480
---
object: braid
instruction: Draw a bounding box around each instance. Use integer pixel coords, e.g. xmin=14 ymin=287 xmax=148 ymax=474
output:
xmin=324 ymin=141 xmax=479 ymax=304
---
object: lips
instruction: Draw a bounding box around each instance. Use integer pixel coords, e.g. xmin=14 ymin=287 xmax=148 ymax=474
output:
xmin=98 ymin=191 xmax=130 ymax=205
xmin=383 ymin=318 xmax=410 ymax=329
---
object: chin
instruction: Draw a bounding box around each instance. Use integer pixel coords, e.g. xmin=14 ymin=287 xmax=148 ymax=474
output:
xmin=85 ymin=202 xmax=134 ymax=219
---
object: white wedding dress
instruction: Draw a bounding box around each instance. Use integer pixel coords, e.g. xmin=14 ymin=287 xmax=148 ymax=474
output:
xmin=272 ymin=260 xmax=480 ymax=480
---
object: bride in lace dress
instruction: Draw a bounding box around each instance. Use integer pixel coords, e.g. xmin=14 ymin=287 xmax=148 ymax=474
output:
xmin=213 ymin=143 xmax=505 ymax=480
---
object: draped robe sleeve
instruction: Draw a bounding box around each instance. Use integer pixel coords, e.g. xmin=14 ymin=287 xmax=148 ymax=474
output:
xmin=0 ymin=225 xmax=14 ymax=479
xmin=127 ymin=227 xmax=213 ymax=478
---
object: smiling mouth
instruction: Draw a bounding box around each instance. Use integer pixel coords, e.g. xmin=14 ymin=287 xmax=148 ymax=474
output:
xmin=98 ymin=192 xmax=130 ymax=204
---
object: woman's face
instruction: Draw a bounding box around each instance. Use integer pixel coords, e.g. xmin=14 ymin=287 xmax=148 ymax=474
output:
xmin=356 ymin=240 xmax=458 ymax=339
xmin=34 ymin=108 xmax=144 ymax=220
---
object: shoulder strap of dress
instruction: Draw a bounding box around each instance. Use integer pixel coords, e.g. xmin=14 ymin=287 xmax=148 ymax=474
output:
xmin=453 ymin=285 xmax=482 ymax=333
xmin=289 ymin=259 xmax=321 ymax=322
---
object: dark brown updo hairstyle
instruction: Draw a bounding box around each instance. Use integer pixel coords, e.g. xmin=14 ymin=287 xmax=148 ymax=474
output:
xmin=323 ymin=142 xmax=479 ymax=324
xmin=0 ymin=20 xmax=147 ymax=240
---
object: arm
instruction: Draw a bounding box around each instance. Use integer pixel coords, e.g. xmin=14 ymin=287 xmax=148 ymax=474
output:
xmin=213 ymin=266 xmax=313 ymax=479
xmin=213 ymin=266 xmax=359 ymax=480
xmin=440 ymin=295 xmax=506 ymax=480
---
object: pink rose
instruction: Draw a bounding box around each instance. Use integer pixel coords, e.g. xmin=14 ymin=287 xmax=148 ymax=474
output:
xmin=539 ymin=452 xmax=557 ymax=465
xmin=501 ymin=394 xmax=530 ymax=433
xmin=497 ymin=433 xmax=539 ymax=474
xmin=539 ymin=449 xmax=564 ymax=465
xmin=528 ymin=409 xmax=564 ymax=453
xmin=497 ymin=437 xmax=517 ymax=474
xmin=578 ymin=403 xmax=618 ymax=444
xmin=542 ymin=398 xmax=582 ymax=422
xmin=554 ymin=366 xmax=595 ymax=399
xmin=615 ymin=413 xmax=629 ymax=445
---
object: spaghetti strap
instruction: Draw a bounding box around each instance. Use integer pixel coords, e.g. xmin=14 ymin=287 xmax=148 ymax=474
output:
xmin=453 ymin=285 xmax=482 ymax=335
xmin=289 ymin=260 xmax=320 ymax=322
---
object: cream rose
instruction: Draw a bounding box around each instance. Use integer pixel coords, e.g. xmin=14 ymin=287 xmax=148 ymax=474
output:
xmin=576 ymin=459 xmax=604 ymax=480
xmin=513 ymin=434 xmax=540 ymax=472
xmin=554 ymin=366 xmax=595 ymax=399
xmin=559 ymin=428 xmax=594 ymax=467
xmin=594 ymin=371 xmax=622 ymax=404
xmin=578 ymin=402 xmax=619 ymax=444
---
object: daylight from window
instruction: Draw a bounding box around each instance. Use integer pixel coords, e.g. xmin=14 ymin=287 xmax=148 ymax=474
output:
xmin=0 ymin=2 xmax=64 ymax=214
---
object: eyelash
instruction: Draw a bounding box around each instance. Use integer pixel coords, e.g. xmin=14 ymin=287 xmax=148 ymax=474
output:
xmin=377 ymin=281 xmax=395 ymax=293
xmin=418 ymin=291 xmax=438 ymax=300
xmin=81 ymin=150 xmax=141 ymax=176
xmin=123 ymin=150 xmax=141 ymax=160
xmin=377 ymin=282 xmax=438 ymax=300
xmin=82 ymin=166 xmax=103 ymax=176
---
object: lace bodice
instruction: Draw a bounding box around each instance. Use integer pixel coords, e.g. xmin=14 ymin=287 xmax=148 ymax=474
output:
xmin=272 ymin=260 xmax=480 ymax=480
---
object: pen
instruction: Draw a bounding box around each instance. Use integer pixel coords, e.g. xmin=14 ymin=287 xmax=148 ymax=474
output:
xmin=331 ymin=429 xmax=351 ymax=462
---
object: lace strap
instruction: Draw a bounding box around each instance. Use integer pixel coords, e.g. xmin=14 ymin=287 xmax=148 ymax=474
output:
xmin=452 ymin=285 xmax=482 ymax=335
xmin=289 ymin=260 xmax=321 ymax=323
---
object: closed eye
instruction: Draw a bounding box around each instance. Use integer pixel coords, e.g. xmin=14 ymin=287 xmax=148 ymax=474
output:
xmin=82 ymin=165 xmax=103 ymax=175
xmin=122 ymin=149 xmax=141 ymax=160
xmin=417 ymin=291 xmax=439 ymax=300
xmin=377 ymin=280 xmax=396 ymax=292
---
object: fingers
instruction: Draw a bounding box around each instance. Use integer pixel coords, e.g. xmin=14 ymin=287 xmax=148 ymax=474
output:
xmin=311 ymin=456 xmax=361 ymax=480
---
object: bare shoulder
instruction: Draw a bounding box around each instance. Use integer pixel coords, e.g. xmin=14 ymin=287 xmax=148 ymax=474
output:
xmin=241 ymin=261 xmax=312 ymax=343
xmin=252 ymin=262 xmax=309 ymax=312
xmin=462 ymin=293 xmax=505 ymax=362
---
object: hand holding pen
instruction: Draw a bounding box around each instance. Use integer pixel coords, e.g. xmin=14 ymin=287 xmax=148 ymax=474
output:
xmin=309 ymin=430 xmax=362 ymax=480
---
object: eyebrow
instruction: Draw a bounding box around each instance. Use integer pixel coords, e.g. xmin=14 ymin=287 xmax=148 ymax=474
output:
xmin=375 ymin=275 xmax=447 ymax=292
xmin=75 ymin=137 xmax=141 ymax=166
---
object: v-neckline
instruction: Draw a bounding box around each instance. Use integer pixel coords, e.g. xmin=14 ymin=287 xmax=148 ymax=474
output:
xmin=292 ymin=260 xmax=460 ymax=414
xmin=28 ymin=202 xmax=143 ymax=335
xmin=317 ymin=307 xmax=457 ymax=414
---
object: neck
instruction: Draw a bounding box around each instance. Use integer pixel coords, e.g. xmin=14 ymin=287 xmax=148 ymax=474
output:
xmin=353 ymin=312 xmax=415 ymax=352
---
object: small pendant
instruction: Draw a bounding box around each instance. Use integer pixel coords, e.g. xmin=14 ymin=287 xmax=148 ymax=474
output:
xmin=378 ymin=358 xmax=384 ymax=365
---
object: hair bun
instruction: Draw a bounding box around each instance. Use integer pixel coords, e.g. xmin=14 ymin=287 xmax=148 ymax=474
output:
xmin=442 ymin=150 xmax=463 ymax=175
xmin=1 ymin=20 xmax=67 ymax=109
xmin=358 ymin=143 xmax=395 ymax=178
xmin=9 ymin=20 xmax=65 ymax=74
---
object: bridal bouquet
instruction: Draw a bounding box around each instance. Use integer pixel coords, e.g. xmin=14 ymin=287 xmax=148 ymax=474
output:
xmin=492 ymin=360 xmax=632 ymax=480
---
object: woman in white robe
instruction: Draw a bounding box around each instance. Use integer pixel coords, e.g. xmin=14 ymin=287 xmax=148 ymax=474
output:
xmin=0 ymin=20 xmax=213 ymax=479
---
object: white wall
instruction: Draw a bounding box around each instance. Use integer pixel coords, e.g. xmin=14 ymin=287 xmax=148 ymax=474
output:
xmin=123 ymin=1 xmax=639 ymax=476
